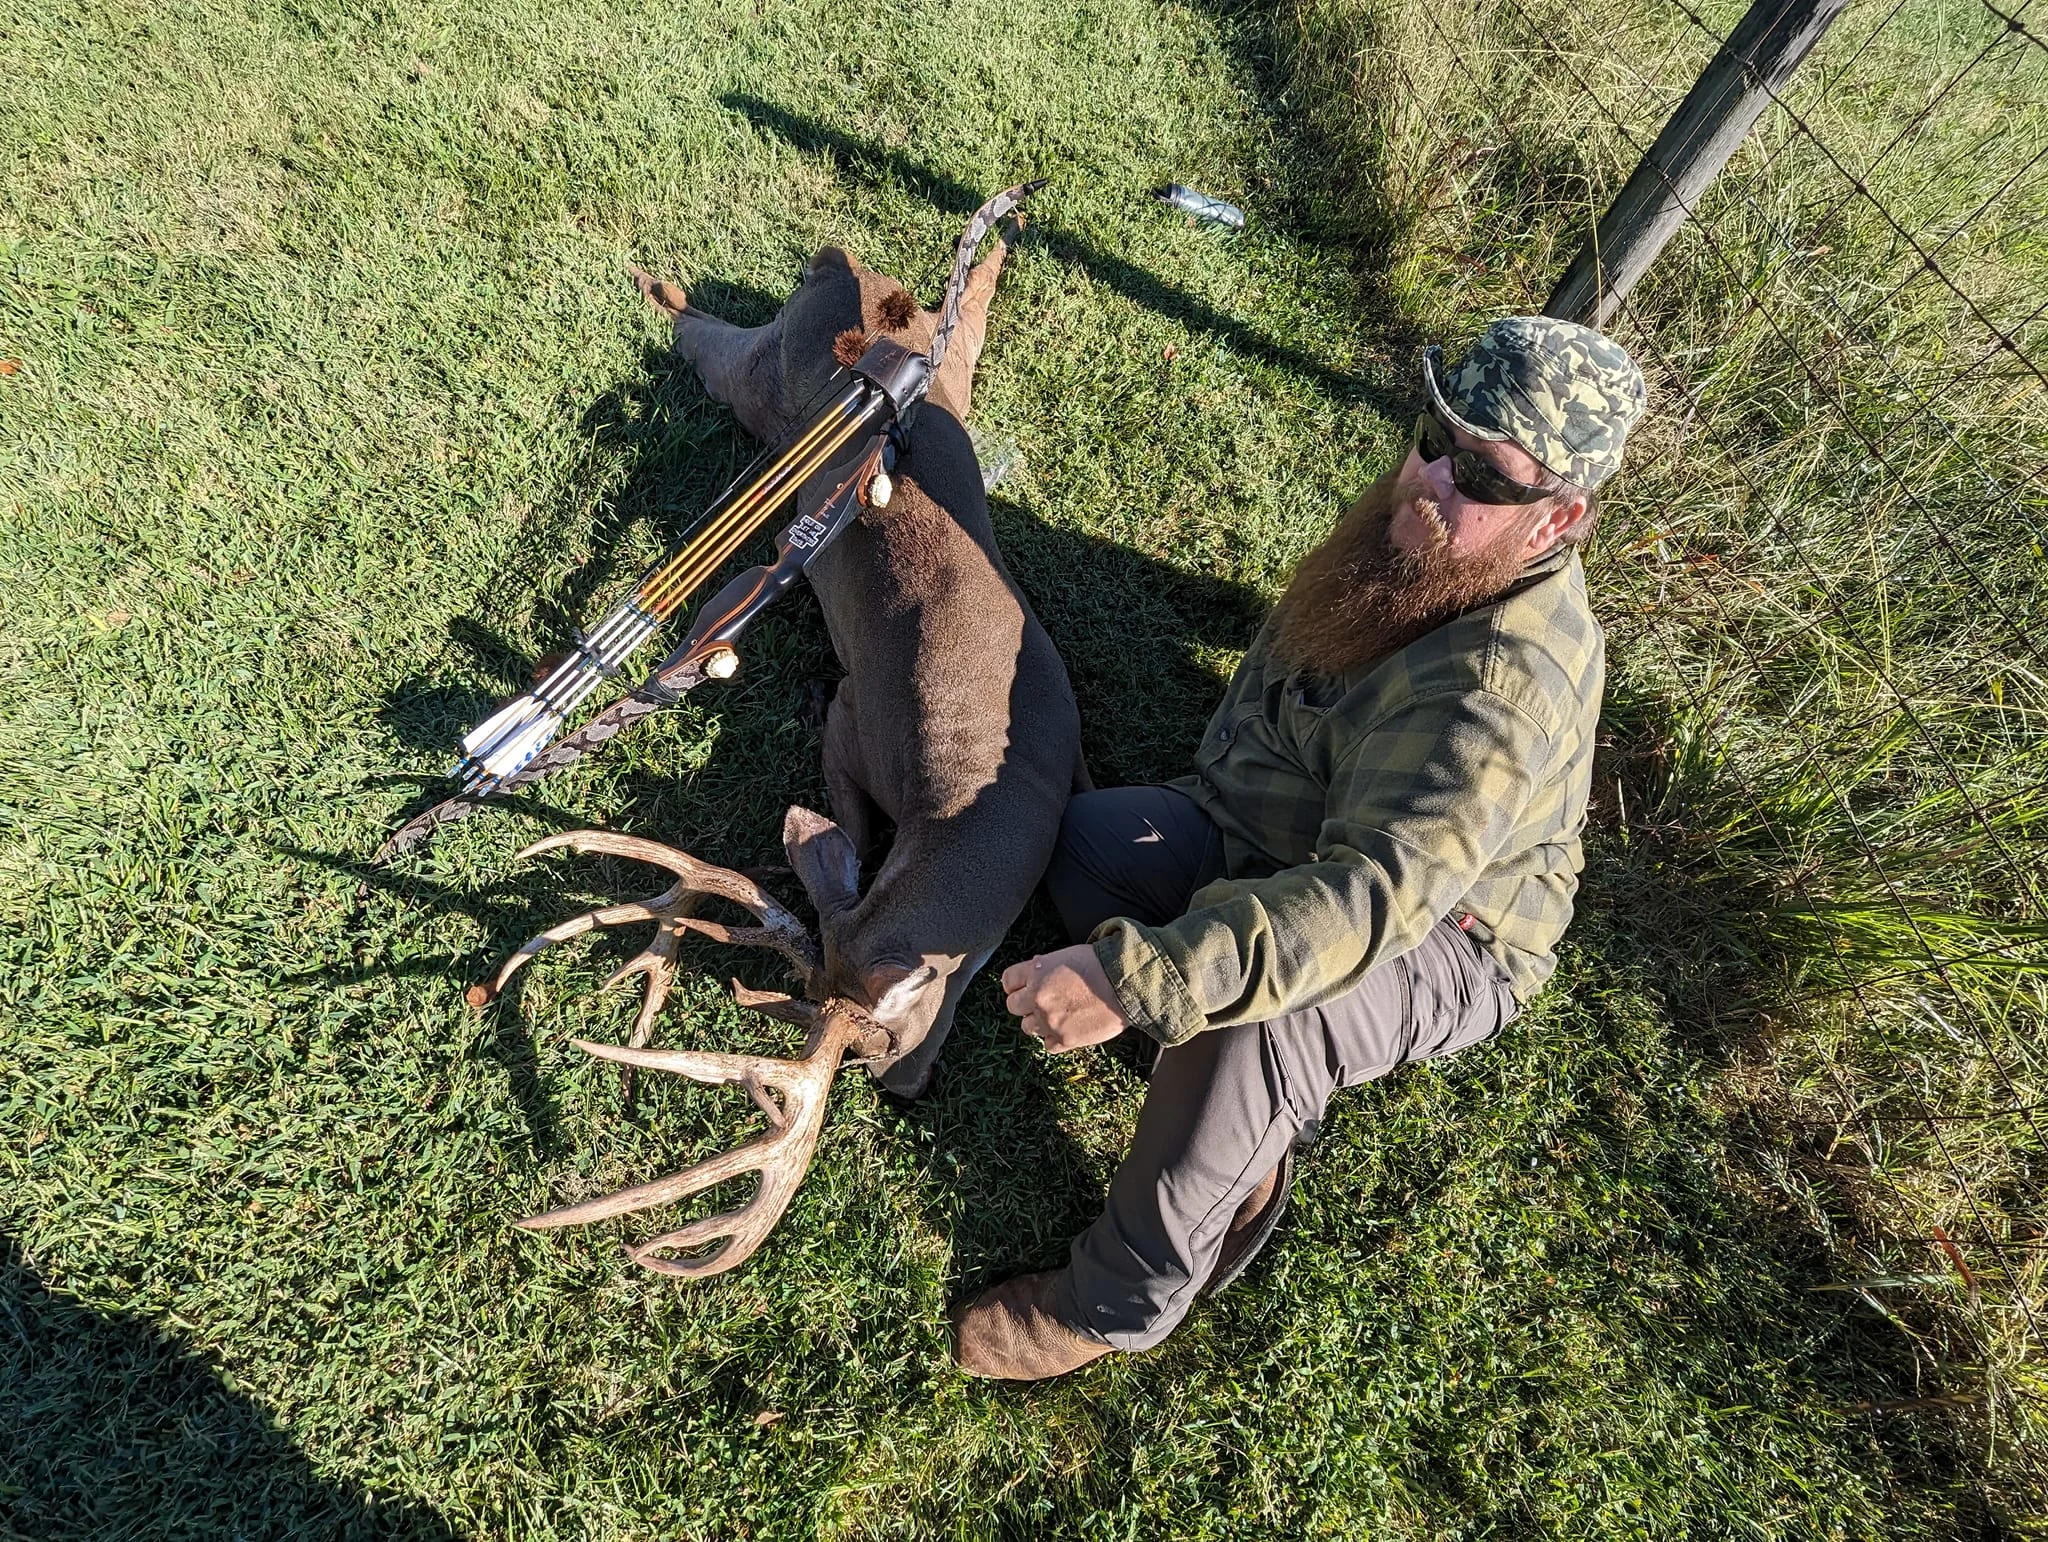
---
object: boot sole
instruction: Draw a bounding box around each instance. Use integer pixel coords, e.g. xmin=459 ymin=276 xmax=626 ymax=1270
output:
xmin=1201 ymin=1146 xmax=1293 ymax=1299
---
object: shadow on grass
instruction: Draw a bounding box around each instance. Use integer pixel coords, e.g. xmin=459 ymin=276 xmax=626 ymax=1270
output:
xmin=377 ymin=284 xmax=786 ymax=758
xmin=0 ymin=1237 xmax=451 ymax=1541
xmin=274 ymin=840 xmax=580 ymax=1150
xmin=989 ymin=491 xmax=1269 ymax=785
xmin=1559 ymin=682 xmax=1997 ymax=1518
xmin=718 ymin=92 xmax=1403 ymax=413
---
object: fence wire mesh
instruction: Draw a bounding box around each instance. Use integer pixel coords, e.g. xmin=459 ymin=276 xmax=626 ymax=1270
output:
xmin=1356 ymin=0 xmax=2047 ymax=1476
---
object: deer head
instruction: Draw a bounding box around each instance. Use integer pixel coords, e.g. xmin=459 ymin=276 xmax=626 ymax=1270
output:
xmin=779 ymin=804 xmax=956 ymax=1085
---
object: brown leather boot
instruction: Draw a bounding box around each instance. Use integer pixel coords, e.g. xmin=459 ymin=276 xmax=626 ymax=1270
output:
xmin=951 ymin=1270 xmax=1115 ymax=1381
xmin=1202 ymin=1147 xmax=1293 ymax=1298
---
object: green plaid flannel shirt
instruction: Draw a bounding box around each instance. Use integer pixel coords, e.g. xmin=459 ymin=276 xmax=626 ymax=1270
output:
xmin=1092 ymin=542 xmax=1604 ymax=1047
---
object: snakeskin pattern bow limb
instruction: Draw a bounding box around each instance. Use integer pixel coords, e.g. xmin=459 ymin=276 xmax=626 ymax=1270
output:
xmin=373 ymin=660 xmax=703 ymax=863
xmin=925 ymin=178 xmax=1047 ymax=386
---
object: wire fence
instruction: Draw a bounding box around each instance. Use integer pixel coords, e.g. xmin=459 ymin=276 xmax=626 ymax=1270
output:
xmin=1369 ymin=0 xmax=2047 ymax=1463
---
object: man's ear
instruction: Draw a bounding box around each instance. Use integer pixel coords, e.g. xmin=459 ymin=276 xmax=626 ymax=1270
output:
xmin=862 ymin=961 xmax=941 ymax=1024
xmin=782 ymin=804 xmax=860 ymax=918
xmin=1524 ymin=490 xmax=1589 ymax=559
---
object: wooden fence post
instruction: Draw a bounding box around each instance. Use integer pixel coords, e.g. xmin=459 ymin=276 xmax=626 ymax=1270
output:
xmin=1543 ymin=0 xmax=1850 ymax=328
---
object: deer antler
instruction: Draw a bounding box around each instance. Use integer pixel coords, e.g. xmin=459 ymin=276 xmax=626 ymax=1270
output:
xmin=516 ymin=1007 xmax=875 ymax=1277
xmin=468 ymin=829 xmax=819 ymax=1102
xmin=472 ymin=828 xmax=887 ymax=1279
xmin=472 ymin=830 xmax=820 ymax=1002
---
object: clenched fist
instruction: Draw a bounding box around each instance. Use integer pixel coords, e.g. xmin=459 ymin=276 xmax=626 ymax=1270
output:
xmin=1001 ymin=944 xmax=1129 ymax=1053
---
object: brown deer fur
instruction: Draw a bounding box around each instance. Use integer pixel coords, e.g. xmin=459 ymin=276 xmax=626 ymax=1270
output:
xmin=634 ymin=238 xmax=1085 ymax=1097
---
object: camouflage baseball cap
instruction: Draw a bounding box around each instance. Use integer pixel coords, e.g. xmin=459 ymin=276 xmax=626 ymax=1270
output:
xmin=1423 ymin=317 xmax=1646 ymax=489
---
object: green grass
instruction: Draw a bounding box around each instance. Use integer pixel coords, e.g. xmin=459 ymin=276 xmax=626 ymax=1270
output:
xmin=2 ymin=0 xmax=2043 ymax=1534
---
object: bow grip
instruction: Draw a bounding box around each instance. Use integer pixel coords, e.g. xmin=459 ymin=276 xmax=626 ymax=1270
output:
xmin=851 ymin=336 xmax=931 ymax=416
xmin=670 ymin=436 xmax=885 ymax=672
xmin=675 ymin=562 xmax=800 ymax=664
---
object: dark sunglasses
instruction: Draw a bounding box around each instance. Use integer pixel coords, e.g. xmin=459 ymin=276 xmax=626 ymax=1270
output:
xmin=1413 ymin=411 xmax=1553 ymax=505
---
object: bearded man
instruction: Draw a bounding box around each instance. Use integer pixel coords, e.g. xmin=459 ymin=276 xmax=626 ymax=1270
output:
xmin=951 ymin=317 xmax=1647 ymax=1380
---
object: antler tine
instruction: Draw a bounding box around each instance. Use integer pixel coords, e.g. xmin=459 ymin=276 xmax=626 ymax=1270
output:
xmin=732 ymin=980 xmax=820 ymax=1028
xmin=516 ymin=1009 xmax=876 ymax=1278
xmin=598 ymin=911 xmax=680 ymax=1038
xmin=516 ymin=830 xmax=821 ymax=985
xmin=467 ymin=891 xmax=682 ymax=1008
xmin=595 ymin=896 xmax=702 ymax=1102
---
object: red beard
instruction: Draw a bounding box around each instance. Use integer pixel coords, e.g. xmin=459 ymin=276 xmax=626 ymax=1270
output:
xmin=1270 ymin=468 xmax=1534 ymax=681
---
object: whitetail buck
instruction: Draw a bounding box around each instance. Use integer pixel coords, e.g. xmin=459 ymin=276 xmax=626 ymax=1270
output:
xmin=473 ymin=222 xmax=1085 ymax=1276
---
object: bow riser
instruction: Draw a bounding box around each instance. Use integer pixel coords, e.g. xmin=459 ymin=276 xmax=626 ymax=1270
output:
xmin=452 ymin=379 xmax=891 ymax=794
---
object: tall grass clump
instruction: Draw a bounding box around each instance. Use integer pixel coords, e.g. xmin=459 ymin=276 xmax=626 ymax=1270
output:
xmin=1272 ymin=0 xmax=2048 ymax=1517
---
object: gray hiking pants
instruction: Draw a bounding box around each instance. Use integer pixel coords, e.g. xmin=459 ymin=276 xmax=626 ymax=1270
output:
xmin=1041 ymin=785 xmax=1518 ymax=1350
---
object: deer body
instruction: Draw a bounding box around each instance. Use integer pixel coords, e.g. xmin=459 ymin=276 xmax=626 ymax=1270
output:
xmin=643 ymin=240 xmax=1084 ymax=1096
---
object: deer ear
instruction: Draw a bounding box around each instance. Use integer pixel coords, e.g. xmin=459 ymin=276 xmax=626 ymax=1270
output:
xmin=782 ymin=805 xmax=860 ymax=917
xmin=864 ymin=962 xmax=941 ymax=1025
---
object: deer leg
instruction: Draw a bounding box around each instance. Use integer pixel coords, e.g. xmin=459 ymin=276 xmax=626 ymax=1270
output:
xmin=821 ymin=681 xmax=882 ymax=867
xmin=682 ymin=313 xmax=791 ymax=442
xmin=630 ymin=266 xmax=792 ymax=442
xmin=926 ymin=214 xmax=1019 ymax=424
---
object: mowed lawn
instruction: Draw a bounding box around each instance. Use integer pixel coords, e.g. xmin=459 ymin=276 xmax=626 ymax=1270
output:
xmin=0 ymin=0 xmax=1992 ymax=1535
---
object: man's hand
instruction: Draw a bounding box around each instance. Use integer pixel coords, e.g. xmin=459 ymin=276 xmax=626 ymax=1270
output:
xmin=1002 ymin=944 xmax=1128 ymax=1053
